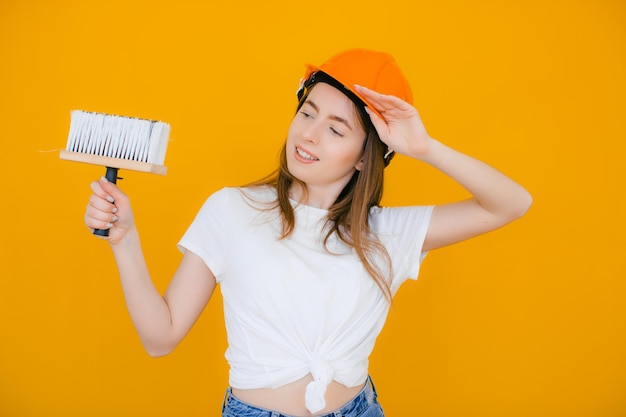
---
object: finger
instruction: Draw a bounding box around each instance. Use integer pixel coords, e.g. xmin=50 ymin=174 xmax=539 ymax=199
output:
xmin=85 ymin=178 xmax=125 ymax=237
xmin=84 ymin=206 xmax=115 ymax=231
xmin=100 ymin=177 xmax=120 ymax=203
xmin=86 ymin=183 xmax=119 ymax=224
xmin=364 ymin=107 xmax=391 ymax=142
xmin=360 ymin=91 xmax=392 ymax=113
xmin=355 ymin=85 xmax=398 ymax=107
xmin=355 ymin=85 xmax=413 ymax=113
xmin=92 ymin=176 xmax=130 ymax=210
xmin=88 ymin=193 xmax=118 ymax=215
xmin=86 ymin=196 xmax=118 ymax=223
xmin=90 ymin=180 xmax=115 ymax=204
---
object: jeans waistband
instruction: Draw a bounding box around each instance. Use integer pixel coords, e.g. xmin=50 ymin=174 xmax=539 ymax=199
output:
xmin=222 ymin=376 xmax=378 ymax=417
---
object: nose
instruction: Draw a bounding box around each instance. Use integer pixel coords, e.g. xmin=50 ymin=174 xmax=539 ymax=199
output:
xmin=302 ymin=121 xmax=321 ymax=144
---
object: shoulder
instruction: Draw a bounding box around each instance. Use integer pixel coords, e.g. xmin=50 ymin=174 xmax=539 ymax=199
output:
xmin=237 ymin=184 xmax=277 ymax=203
xmin=369 ymin=204 xmax=434 ymax=220
xmin=369 ymin=204 xmax=434 ymax=233
xmin=204 ymin=185 xmax=274 ymax=206
xmin=200 ymin=186 xmax=237 ymax=210
xmin=198 ymin=185 xmax=278 ymax=220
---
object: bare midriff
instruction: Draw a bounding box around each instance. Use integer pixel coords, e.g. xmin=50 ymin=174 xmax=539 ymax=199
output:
xmin=231 ymin=374 xmax=366 ymax=417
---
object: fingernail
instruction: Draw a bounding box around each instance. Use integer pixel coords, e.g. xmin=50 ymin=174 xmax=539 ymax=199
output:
xmin=101 ymin=176 xmax=109 ymax=183
xmin=105 ymin=223 xmax=113 ymax=229
xmin=112 ymin=215 xmax=119 ymax=222
xmin=112 ymin=207 xmax=118 ymax=213
xmin=106 ymin=195 xmax=115 ymax=203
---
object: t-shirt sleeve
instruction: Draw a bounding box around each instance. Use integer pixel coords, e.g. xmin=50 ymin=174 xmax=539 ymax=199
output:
xmin=177 ymin=187 xmax=232 ymax=280
xmin=369 ymin=205 xmax=434 ymax=294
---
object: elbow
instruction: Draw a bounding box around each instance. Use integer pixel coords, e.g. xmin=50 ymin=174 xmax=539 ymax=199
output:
xmin=145 ymin=345 xmax=174 ymax=358
xmin=146 ymin=349 xmax=170 ymax=358
xmin=495 ymin=189 xmax=533 ymax=225
xmin=143 ymin=339 xmax=176 ymax=358
xmin=511 ymin=189 xmax=533 ymax=220
xmin=521 ymin=189 xmax=533 ymax=216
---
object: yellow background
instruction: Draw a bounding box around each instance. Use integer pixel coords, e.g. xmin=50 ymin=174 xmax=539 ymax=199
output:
xmin=1 ymin=0 xmax=624 ymax=416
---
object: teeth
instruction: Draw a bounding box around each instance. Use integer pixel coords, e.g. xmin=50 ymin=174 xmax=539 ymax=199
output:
xmin=297 ymin=147 xmax=318 ymax=161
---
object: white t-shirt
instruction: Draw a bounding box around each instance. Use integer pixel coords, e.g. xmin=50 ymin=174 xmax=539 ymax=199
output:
xmin=178 ymin=186 xmax=433 ymax=413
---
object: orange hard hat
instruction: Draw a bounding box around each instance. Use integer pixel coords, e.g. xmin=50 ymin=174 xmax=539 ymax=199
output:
xmin=297 ymin=48 xmax=413 ymax=120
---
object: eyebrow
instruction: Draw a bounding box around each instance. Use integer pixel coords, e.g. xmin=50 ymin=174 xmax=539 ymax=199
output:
xmin=304 ymin=100 xmax=353 ymax=131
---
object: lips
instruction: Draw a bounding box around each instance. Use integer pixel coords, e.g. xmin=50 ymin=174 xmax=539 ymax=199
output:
xmin=295 ymin=146 xmax=319 ymax=162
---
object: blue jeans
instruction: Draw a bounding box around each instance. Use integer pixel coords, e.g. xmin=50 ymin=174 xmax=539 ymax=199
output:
xmin=222 ymin=376 xmax=385 ymax=417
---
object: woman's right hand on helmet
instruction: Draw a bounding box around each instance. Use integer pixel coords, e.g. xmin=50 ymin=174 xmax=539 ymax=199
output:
xmin=85 ymin=177 xmax=135 ymax=244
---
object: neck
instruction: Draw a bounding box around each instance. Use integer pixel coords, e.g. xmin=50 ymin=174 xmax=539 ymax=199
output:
xmin=289 ymin=183 xmax=342 ymax=210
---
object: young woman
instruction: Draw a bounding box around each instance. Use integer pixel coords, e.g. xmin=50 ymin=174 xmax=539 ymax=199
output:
xmin=85 ymin=49 xmax=532 ymax=417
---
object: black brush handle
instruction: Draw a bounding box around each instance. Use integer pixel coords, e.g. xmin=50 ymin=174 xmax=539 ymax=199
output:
xmin=93 ymin=166 xmax=119 ymax=237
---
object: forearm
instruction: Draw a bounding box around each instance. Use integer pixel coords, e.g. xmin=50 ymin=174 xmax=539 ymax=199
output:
xmin=419 ymin=138 xmax=532 ymax=219
xmin=110 ymin=228 xmax=175 ymax=356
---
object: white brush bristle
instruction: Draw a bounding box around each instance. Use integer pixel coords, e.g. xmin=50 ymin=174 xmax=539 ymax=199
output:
xmin=66 ymin=110 xmax=170 ymax=166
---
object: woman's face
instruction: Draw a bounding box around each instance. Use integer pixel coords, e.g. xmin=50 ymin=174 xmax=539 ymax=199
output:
xmin=286 ymin=82 xmax=367 ymax=196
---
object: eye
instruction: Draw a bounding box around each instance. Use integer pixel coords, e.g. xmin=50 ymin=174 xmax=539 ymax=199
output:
xmin=330 ymin=127 xmax=344 ymax=137
xmin=299 ymin=110 xmax=312 ymax=119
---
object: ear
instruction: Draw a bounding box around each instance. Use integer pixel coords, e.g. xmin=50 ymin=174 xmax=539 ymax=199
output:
xmin=355 ymin=157 xmax=365 ymax=172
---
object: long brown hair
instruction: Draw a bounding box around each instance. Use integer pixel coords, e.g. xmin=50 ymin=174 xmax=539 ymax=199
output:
xmin=250 ymin=83 xmax=393 ymax=301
